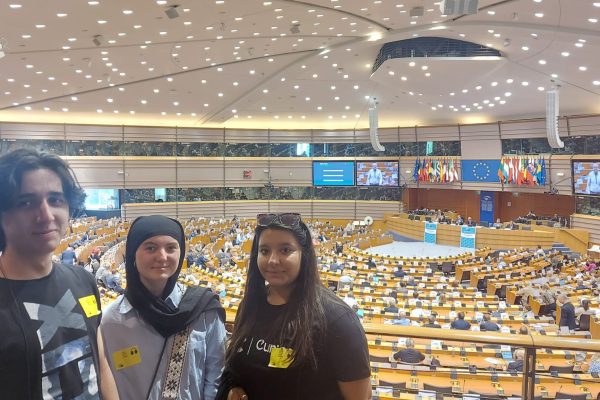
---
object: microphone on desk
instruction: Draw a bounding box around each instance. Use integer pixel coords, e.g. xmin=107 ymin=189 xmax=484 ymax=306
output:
xmin=462 ymin=379 xmax=466 ymax=393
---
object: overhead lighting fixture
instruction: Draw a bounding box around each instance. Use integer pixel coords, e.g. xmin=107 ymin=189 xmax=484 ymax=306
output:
xmin=165 ymin=5 xmax=180 ymax=19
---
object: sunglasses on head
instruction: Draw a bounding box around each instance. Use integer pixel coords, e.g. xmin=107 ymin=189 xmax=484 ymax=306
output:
xmin=256 ymin=212 xmax=302 ymax=227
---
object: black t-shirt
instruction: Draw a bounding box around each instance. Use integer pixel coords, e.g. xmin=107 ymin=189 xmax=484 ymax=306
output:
xmin=229 ymin=291 xmax=370 ymax=400
xmin=0 ymin=263 xmax=101 ymax=400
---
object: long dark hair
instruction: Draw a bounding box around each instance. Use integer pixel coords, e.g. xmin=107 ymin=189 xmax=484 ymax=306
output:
xmin=226 ymin=220 xmax=335 ymax=369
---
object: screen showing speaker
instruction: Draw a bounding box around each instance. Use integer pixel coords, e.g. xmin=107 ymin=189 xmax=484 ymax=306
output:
xmin=573 ymin=161 xmax=600 ymax=196
xmin=356 ymin=161 xmax=399 ymax=186
xmin=312 ymin=161 xmax=355 ymax=186
xmin=84 ymin=188 xmax=120 ymax=210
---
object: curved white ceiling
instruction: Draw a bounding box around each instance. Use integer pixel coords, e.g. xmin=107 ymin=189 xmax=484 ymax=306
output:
xmin=0 ymin=0 xmax=598 ymax=129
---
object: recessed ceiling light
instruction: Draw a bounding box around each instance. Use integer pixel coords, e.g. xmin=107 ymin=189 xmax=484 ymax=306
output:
xmin=122 ymin=9 xmax=133 ymax=15
xmin=521 ymin=46 xmax=529 ymax=51
xmin=538 ymin=59 xmax=546 ymax=65
xmin=579 ymin=66 xmax=588 ymax=71
xmin=534 ymin=12 xmax=544 ymax=17
xmin=593 ymin=81 xmax=600 ymax=86
xmin=57 ymin=13 xmax=67 ymax=17
xmin=35 ymin=24 xmax=46 ymax=28
xmin=561 ymin=52 xmax=570 ymax=57
xmin=88 ymin=1 xmax=99 ymax=4
xmin=589 ymin=18 xmax=598 ymax=23
xmin=9 ymin=4 xmax=23 ymax=8
xmin=521 ymin=81 xmax=529 ymax=86
xmin=97 ymin=20 xmax=107 ymax=24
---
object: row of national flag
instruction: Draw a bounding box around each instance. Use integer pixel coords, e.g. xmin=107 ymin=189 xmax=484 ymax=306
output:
xmin=413 ymin=158 xmax=460 ymax=183
xmin=498 ymin=157 xmax=546 ymax=186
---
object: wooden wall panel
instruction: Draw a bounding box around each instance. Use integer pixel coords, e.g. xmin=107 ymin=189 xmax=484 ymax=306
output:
xmin=572 ymin=214 xmax=600 ymax=245
xmin=312 ymin=130 xmax=355 ymax=143
xmin=497 ymin=192 xmax=575 ymax=221
xmin=123 ymin=126 xmax=177 ymax=142
xmin=177 ymin=159 xmax=225 ymax=187
xmin=65 ymin=124 xmax=123 ymax=141
xmin=67 ymin=158 xmax=126 ymax=188
xmin=417 ymin=125 xmax=460 ymax=141
xmin=121 ymin=200 xmax=397 ymax=220
xmin=568 ymin=115 xmax=600 ymax=137
xmin=0 ymin=122 xmax=65 ymax=140
xmin=123 ymin=159 xmax=176 ymax=188
xmin=177 ymin=127 xmax=224 ymax=143
xmin=500 ymin=119 xmax=546 ymax=139
xmin=403 ymin=188 xmax=481 ymax=219
xmin=269 ymin=159 xmax=312 ymax=186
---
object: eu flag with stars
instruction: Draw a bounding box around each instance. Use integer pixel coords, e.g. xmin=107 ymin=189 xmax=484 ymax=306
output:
xmin=461 ymin=160 xmax=500 ymax=182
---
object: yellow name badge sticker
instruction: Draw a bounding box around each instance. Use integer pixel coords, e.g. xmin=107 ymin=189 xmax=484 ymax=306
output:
xmin=112 ymin=346 xmax=142 ymax=370
xmin=78 ymin=295 xmax=101 ymax=318
xmin=268 ymin=347 xmax=294 ymax=369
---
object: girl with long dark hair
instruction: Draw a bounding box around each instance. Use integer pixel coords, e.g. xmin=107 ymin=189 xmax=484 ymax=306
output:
xmin=219 ymin=213 xmax=371 ymax=400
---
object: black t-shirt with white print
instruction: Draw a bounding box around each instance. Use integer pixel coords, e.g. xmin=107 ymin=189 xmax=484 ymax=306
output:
xmin=0 ymin=263 xmax=101 ymax=400
xmin=229 ymin=289 xmax=371 ymax=400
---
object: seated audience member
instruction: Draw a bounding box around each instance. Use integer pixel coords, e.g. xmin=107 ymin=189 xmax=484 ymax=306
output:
xmin=506 ymin=349 xmax=525 ymax=372
xmin=491 ymin=307 xmax=505 ymax=318
xmin=497 ymin=257 xmax=507 ymax=269
xmin=526 ymin=210 xmax=537 ymax=219
xmin=588 ymin=354 xmax=600 ymax=374
xmin=479 ymin=313 xmax=500 ymax=331
xmin=410 ymin=301 xmax=426 ymax=318
xmin=407 ymin=277 xmax=417 ymax=287
xmin=367 ymin=257 xmax=376 ymax=269
xmin=538 ymin=284 xmax=557 ymax=308
xmin=558 ymin=294 xmax=577 ymax=331
xmin=575 ymin=299 xmax=595 ymax=320
xmin=423 ymin=315 xmax=441 ymax=328
xmin=493 ymin=218 xmax=503 ymax=229
xmin=535 ymin=245 xmax=545 ymax=257
xmin=390 ymin=338 xmax=426 ymax=364
xmin=383 ymin=298 xmax=399 ymax=314
xmin=102 ymin=266 xmax=125 ymax=295
xmin=455 ymin=215 xmax=464 ymax=225
xmin=391 ymin=311 xmax=411 ymax=326
xmin=394 ymin=265 xmax=406 ymax=278
xmin=397 ymin=281 xmax=409 ymax=294
xmin=518 ymin=325 xmax=529 ymax=335
xmin=451 ymin=312 xmax=471 ymax=330
xmin=507 ymin=221 xmax=518 ymax=230
xmin=584 ymin=261 xmax=598 ymax=273
xmin=329 ymin=257 xmax=343 ymax=272
xmin=61 ymin=246 xmax=77 ymax=265
xmin=466 ymin=217 xmax=476 ymax=227
xmin=575 ymin=279 xmax=588 ymax=291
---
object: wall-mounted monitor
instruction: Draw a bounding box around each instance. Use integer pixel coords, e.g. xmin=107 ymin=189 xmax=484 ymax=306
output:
xmin=84 ymin=188 xmax=120 ymax=210
xmin=312 ymin=161 xmax=355 ymax=186
xmin=356 ymin=161 xmax=399 ymax=186
xmin=573 ymin=160 xmax=600 ymax=196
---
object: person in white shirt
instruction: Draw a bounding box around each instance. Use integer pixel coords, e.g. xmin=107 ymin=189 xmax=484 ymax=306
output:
xmin=586 ymin=163 xmax=600 ymax=194
xmin=366 ymin=162 xmax=383 ymax=185
xmin=410 ymin=301 xmax=426 ymax=318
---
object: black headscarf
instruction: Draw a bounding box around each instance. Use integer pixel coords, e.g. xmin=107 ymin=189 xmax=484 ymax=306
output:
xmin=125 ymin=215 xmax=224 ymax=338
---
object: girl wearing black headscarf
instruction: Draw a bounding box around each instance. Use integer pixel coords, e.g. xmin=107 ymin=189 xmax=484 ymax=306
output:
xmin=99 ymin=215 xmax=226 ymax=400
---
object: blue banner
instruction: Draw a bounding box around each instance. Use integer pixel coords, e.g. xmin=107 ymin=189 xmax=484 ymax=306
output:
xmin=424 ymin=222 xmax=437 ymax=244
xmin=460 ymin=226 xmax=477 ymax=249
xmin=461 ymin=160 xmax=500 ymax=182
xmin=480 ymin=191 xmax=495 ymax=226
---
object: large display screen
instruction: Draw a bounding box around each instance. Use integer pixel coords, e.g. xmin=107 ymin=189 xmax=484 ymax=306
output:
xmin=84 ymin=189 xmax=120 ymax=210
xmin=573 ymin=160 xmax=600 ymax=195
xmin=356 ymin=161 xmax=399 ymax=186
xmin=312 ymin=161 xmax=355 ymax=186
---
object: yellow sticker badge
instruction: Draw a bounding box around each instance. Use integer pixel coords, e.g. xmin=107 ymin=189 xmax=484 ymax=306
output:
xmin=268 ymin=347 xmax=294 ymax=369
xmin=78 ymin=295 xmax=101 ymax=318
xmin=112 ymin=346 xmax=142 ymax=370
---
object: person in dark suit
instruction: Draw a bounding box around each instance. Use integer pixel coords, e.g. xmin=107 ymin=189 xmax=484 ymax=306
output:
xmin=391 ymin=338 xmax=426 ymax=364
xmin=451 ymin=312 xmax=471 ymax=330
xmin=506 ymin=348 xmax=525 ymax=372
xmin=466 ymin=217 xmax=477 ymax=227
xmin=479 ymin=313 xmax=500 ymax=331
xmin=558 ymin=295 xmax=577 ymax=331
xmin=394 ymin=265 xmax=406 ymax=278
